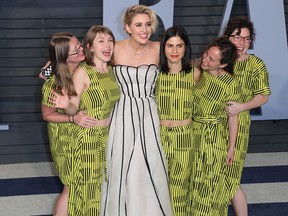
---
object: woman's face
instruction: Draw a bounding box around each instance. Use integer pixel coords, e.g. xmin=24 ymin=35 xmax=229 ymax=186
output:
xmin=201 ymin=46 xmax=223 ymax=72
xmin=67 ymin=36 xmax=85 ymax=64
xmin=165 ymin=36 xmax=185 ymax=65
xmin=228 ymin=27 xmax=251 ymax=59
xmin=90 ymin=32 xmax=114 ymax=64
xmin=125 ymin=13 xmax=153 ymax=44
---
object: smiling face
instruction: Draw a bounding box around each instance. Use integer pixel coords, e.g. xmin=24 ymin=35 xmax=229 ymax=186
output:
xmin=67 ymin=36 xmax=85 ymax=64
xmin=165 ymin=36 xmax=185 ymax=66
xmin=125 ymin=13 xmax=153 ymax=44
xmin=201 ymin=46 xmax=225 ymax=72
xmin=228 ymin=27 xmax=251 ymax=60
xmin=90 ymin=33 xmax=114 ymax=64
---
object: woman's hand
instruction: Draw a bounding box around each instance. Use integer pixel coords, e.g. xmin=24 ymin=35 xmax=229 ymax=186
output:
xmin=226 ymin=147 xmax=235 ymax=165
xmin=225 ymin=101 xmax=243 ymax=116
xmin=74 ymin=111 xmax=105 ymax=128
xmin=49 ymin=89 xmax=70 ymax=109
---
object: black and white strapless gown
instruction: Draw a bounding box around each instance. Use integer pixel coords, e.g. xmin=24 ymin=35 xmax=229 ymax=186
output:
xmin=102 ymin=64 xmax=173 ymax=216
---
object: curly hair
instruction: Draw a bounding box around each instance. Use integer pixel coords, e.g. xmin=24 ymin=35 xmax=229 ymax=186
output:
xmin=223 ymin=17 xmax=255 ymax=42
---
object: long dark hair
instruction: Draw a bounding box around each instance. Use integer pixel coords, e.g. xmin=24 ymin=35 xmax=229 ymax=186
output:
xmin=160 ymin=26 xmax=192 ymax=74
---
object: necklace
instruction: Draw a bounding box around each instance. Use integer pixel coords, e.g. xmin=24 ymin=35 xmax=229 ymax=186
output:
xmin=127 ymin=39 xmax=147 ymax=55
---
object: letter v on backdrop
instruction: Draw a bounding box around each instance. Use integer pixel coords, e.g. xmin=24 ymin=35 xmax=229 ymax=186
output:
xmin=219 ymin=0 xmax=288 ymax=120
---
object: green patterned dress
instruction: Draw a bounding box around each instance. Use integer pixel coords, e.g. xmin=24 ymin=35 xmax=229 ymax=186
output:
xmin=191 ymin=70 xmax=242 ymax=216
xmin=226 ymin=55 xmax=271 ymax=199
xmin=68 ymin=62 xmax=120 ymax=216
xmin=155 ymin=69 xmax=195 ymax=216
xmin=42 ymin=75 xmax=74 ymax=185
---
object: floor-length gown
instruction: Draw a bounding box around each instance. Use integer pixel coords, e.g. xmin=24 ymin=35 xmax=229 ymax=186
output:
xmin=102 ymin=64 xmax=173 ymax=216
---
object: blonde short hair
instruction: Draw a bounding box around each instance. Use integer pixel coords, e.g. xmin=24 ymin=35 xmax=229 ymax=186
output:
xmin=122 ymin=5 xmax=158 ymax=34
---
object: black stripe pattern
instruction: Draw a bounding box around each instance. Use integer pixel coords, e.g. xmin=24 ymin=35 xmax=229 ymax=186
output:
xmin=102 ymin=65 xmax=173 ymax=216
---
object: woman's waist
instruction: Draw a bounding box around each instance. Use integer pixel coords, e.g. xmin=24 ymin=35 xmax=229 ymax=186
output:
xmin=160 ymin=118 xmax=192 ymax=127
xmin=121 ymin=93 xmax=156 ymax=99
xmin=192 ymin=115 xmax=226 ymax=124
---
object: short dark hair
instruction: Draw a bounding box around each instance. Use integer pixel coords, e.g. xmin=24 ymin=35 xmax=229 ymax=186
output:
xmin=206 ymin=37 xmax=238 ymax=74
xmin=223 ymin=17 xmax=255 ymax=42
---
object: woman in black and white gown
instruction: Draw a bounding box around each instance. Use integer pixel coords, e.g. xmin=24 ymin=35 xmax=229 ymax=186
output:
xmin=102 ymin=5 xmax=173 ymax=216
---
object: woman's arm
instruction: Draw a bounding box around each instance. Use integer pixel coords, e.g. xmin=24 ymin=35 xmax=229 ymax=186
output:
xmin=225 ymin=94 xmax=269 ymax=116
xmin=42 ymin=104 xmax=100 ymax=127
xmin=50 ymin=67 xmax=88 ymax=115
xmin=227 ymin=114 xmax=238 ymax=165
xmin=42 ymin=104 xmax=71 ymax=123
xmin=193 ymin=66 xmax=201 ymax=84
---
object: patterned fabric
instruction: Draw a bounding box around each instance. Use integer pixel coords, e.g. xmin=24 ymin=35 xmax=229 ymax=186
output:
xmin=160 ymin=123 xmax=193 ymax=216
xmin=190 ymin=70 xmax=242 ymax=216
xmin=226 ymin=55 xmax=271 ymax=199
xmin=155 ymin=69 xmax=195 ymax=216
xmin=102 ymin=65 xmax=173 ymax=216
xmin=68 ymin=63 xmax=120 ymax=216
xmin=42 ymin=75 xmax=74 ymax=185
xmin=155 ymin=69 xmax=195 ymax=120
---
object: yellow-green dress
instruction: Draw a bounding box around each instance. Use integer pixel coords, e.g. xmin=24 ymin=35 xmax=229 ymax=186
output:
xmin=191 ymin=70 xmax=242 ymax=216
xmin=227 ymin=55 xmax=271 ymax=199
xmin=68 ymin=62 xmax=120 ymax=216
xmin=42 ymin=75 xmax=74 ymax=186
xmin=155 ymin=69 xmax=195 ymax=216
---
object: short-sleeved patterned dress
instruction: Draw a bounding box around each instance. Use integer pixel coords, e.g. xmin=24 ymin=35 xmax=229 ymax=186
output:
xmin=42 ymin=75 xmax=74 ymax=185
xmin=191 ymin=70 xmax=242 ymax=216
xmin=226 ymin=55 xmax=271 ymax=199
xmin=155 ymin=69 xmax=195 ymax=216
xmin=68 ymin=62 xmax=120 ymax=216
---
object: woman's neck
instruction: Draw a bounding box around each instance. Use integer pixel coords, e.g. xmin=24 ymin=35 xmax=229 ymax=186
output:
xmin=127 ymin=38 xmax=149 ymax=56
xmin=94 ymin=61 xmax=108 ymax=73
xmin=237 ymin=53 xmax=249 ymax=62
xmin=168 ymin=62 xmax=182 ymax=74
xmin=68 ymin=62 xmax=80 ymax=73
xmin=208 ymin=68 xmax=227 ymax=76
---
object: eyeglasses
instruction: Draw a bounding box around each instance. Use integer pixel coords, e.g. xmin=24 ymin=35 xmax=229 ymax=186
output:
xmin=68 ymin=43 xmax=83 ymax=56
xmin=229 ymin=35 xmax=251 ymax=44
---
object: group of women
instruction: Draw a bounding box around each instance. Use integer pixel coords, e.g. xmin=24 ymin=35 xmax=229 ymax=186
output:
xmin=41 ymin=4 xmax=271 ymax=216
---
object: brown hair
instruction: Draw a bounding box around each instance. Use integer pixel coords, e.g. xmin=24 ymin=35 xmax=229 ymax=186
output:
xmin=83 ymin=25 xmax=115 ymax=66
xmin=48 ymin=32 xmax=77 ymax=96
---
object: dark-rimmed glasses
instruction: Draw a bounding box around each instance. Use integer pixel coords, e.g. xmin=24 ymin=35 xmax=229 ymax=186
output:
xmin=229 ymin=35 xmax=251 ymax=44
xmin=68 ymin=43 xmax=83 ymax=56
